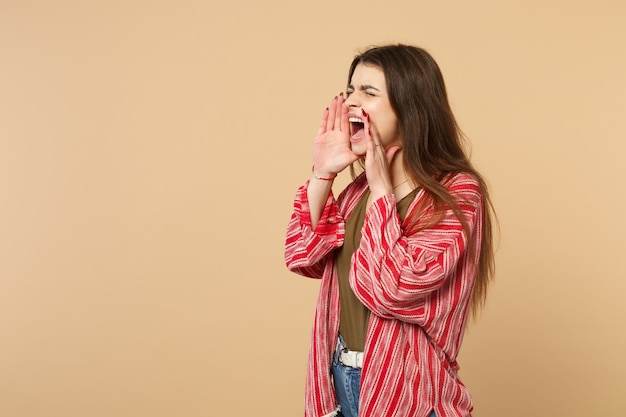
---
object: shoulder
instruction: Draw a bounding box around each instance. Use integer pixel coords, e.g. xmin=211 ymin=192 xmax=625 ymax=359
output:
xmin=338 ymin=171 xmax=368 ymax=199
xmin=335 ymin=171 xmax=368 ymax=213
xmin=440 ymin=172 xmax=483 ymax=212
xmin=443 ymin=171 xmax=481 ymax=194
xmin=442 ymin=171 xmax=479 ymax=187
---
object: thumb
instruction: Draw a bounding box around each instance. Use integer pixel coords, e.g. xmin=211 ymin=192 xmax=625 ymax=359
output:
xmin=385 ymin=146 xmax=402 ymax=165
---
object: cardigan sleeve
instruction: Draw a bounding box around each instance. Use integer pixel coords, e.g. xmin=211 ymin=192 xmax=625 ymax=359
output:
xmin=284 ymin=180 xmax=345 ymax=279
xmin=350 ymin=173 xmax=483 ymax=323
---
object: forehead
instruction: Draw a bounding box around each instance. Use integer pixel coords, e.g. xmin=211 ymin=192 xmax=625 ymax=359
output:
xmin=349 ymin=63 xmax=386 ymax=88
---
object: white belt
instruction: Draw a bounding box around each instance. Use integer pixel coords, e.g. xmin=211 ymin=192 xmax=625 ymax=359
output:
xmin=339 ymin=350 xmax=364 ymax=368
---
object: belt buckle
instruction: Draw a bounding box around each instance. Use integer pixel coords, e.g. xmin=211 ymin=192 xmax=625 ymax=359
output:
xmin=339 ymin=348 xmax=363 ymax=368
xmin=338 ymin=346 xmax=350 ymax=367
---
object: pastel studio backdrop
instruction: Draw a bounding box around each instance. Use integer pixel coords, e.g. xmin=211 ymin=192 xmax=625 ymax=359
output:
xmin=1 ymin=1 xmax=624 ymax=416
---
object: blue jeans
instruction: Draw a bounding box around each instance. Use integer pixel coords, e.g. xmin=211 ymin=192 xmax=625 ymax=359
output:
xmin=331 ymin=336 xmax=437 ymax=417
xmin=332 ymin=335 xmax=362 ymax=417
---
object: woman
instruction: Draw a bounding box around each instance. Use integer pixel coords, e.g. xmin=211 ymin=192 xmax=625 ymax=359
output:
xmin=285 ymin=44 xmax=495 ymax=417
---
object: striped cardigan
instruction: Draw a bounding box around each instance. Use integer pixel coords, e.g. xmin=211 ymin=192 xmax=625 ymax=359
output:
xmin=285 ymin=171 xmax=483 ymax=417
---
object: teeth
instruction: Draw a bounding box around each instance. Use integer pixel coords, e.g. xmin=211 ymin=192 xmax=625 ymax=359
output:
xmin=349 ymin=117 xmax=364 ymax=123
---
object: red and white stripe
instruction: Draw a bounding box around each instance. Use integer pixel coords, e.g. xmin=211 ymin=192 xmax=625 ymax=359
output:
xmin=285 ymin=172 xmax=483 ymax=417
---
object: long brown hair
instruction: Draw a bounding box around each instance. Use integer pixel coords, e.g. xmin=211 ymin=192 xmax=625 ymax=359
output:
xmin=348 ymin=44 xmax=496 ymax=318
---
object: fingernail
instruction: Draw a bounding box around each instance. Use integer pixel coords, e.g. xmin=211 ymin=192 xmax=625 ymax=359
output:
xmin=339 ymin=92 xmax=344 ymax=97
xmin=362 ymin=109 xmax=368 ymax=119
xmin=368 ymin=128 xmax=372 ymax=136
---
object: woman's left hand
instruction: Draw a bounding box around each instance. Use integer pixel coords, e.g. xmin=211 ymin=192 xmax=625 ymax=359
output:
xmin=362 ymin=111 xmax=402 ymax=201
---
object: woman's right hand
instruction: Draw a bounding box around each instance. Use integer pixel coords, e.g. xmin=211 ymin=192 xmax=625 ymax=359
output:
xmin=312 ymin=94 xmax=359 ymax=178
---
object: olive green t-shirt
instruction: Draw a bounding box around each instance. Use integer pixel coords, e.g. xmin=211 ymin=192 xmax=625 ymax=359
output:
xmin=335 ymin=189 xmax=417 ymax=352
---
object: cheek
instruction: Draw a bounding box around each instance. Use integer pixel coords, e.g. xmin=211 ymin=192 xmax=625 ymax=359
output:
xmin=376 ymin=115 xmax=400 ymax=140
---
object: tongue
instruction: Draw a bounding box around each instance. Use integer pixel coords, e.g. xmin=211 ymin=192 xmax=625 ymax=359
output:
xmin=351 ymin=124 xmax=365 ymax=140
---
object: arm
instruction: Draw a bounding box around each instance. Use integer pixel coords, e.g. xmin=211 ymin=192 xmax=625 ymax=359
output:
xmin=350 ymin=174 xmax=483 ymax=323
xmin=284 ymin=181 xmax=345 ymax=279
xmin=309 ymin=94 xmax=359 ymax=229
xmin=285 ymin=94 xmax=360 ymax=278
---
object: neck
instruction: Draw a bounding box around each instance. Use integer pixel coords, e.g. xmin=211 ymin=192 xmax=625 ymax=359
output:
xmin=389 ymin=150 xmax=409 ymax=187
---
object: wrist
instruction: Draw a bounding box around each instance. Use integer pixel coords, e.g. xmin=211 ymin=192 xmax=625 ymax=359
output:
xmin=311 ymin=165 xmax=337 ymax=181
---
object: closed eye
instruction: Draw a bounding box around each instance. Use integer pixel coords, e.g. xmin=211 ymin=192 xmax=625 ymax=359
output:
xmin=347 ymin=83 xmax=380 ymax=97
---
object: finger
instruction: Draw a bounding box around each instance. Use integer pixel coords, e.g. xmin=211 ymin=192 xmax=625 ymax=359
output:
xmin=317 ymin=107 xmax=329 ymax=135
xmin=340 ymin=100 xmax=349 ymax=134
xmin=372 ymin=128 xmax=384 ymax=153
xmin=334 ymin=93 xmax=343 ymax=130
xmin=364 ymin=113 xmax=383 ymax=156
xmin=325 ymin=96 xmax=337 ymax=131
xmin=362 ymin=110 xmax=376 ymax=157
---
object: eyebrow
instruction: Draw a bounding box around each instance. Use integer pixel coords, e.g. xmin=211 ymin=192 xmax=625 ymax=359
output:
xmin=347 ymin=84 xmax=381 ymax=92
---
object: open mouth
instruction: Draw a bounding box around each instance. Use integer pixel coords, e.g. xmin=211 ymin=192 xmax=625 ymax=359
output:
xmin=349 ymin=116 xmax=365 ymax=140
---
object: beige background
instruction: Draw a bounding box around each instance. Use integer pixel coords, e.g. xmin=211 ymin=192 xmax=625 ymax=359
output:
xmin=1 ymin=1 xmax=625 ymax=416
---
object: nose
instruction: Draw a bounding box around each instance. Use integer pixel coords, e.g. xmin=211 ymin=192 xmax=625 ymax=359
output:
xmin=344 ymin=92 xmax=360 ymax=109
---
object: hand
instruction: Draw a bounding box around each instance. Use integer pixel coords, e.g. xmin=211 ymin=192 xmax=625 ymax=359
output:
xmin=312 ymin=94 xmax=360 ymax=178
xmin=362 ymin=110 xmax=402 ymax=200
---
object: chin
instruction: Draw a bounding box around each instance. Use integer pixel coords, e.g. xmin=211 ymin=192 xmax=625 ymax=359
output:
xmin=350 ymin=142 xmax=367 ymax=156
